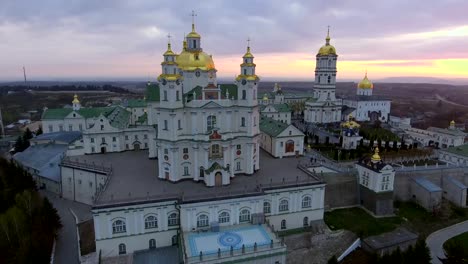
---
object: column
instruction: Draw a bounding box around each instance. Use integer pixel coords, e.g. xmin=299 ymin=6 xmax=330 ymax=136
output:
xmin=194 ymin=145 xmax=199 ymax=181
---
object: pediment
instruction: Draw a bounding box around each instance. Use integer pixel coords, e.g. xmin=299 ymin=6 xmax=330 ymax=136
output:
xmin=201 ymin=101 xmax=222 ymax=108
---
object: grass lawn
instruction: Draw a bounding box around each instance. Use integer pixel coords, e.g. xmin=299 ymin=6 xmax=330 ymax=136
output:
xmin=443 ymin=232 xmax=468 ymax=258
xmin=324 ymin=207 xmax=402 ymax=237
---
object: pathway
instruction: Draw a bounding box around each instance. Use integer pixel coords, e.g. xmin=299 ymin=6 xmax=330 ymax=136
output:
xmin=435 ymin=94 xmax=468 ymax=108
xmin=42 ymin=191 xmax=92 ymax=264
xmin=425 ymin=220 xmax=468 ymax=264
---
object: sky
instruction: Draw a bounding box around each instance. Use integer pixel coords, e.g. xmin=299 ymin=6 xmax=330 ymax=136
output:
xmin=1 ymin=0 xmax=468 ymax=82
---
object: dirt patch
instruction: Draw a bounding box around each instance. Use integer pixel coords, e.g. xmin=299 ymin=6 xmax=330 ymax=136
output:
xmin=285 ymin=228 xmax=357 ymax=264
xmin=78 ymin=219 xmax=96 ymax=255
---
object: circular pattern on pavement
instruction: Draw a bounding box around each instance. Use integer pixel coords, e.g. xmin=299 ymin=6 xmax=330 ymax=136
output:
xmin=218 ymin=232 xmax=242 ymax=247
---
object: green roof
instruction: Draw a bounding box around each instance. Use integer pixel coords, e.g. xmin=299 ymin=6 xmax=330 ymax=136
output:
xmin=107 ymin=107 xmax=130 ymax=129
xmin=261 ymin=103 xmax=291 ymax=113
xmin=146 ymin=83 xmax=160 ymax=102
xmin=136 ymin=112 xmax=148 ymax=124
xmin=204 ymin=162 xmax=229 ymax=174
xmin=184 ymin=84 xmax=238 ymax=102
xmin=127 ymin=99 xmax=147 ymax=108
xmin=443 ymin=144 xmax=468 ymax=157
xmin=260 ymin=116 xmax=289 ymax=137
xmin=42 ymin=107 xmax=115 ymax=120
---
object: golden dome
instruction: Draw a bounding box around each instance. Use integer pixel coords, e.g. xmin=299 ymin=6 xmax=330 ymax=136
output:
xmin=358 ymin=72 xmax=373 ymax=89
xmin=317 ymin=29 xmax=337 ymax=56
xmin=243 ymin=46 xmax=254 ymax=58
xmin=262 ymin=93 xmax=269 ymax=101
xmin=163 ymin=43 xmax=175 ymax=56
xmin=450 ymin=120 xmax=455 ymax=126
xmin=176 ymin=50 xmax=215 ymax=71
xmin=186 ymin=23 xmax=201 ymax=38
xmin=72 ymin=94 xmax=80 ymax=104
xmin=371 ymin=147 xmax=381 ymax=162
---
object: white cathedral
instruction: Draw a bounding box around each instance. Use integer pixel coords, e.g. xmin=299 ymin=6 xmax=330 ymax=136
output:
xmin=149 ymin=23 xmax=260 ymax=186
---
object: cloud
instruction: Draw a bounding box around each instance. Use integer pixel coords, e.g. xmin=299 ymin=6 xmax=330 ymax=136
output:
xmin=1 ymin=0 xmax=468 ymax=80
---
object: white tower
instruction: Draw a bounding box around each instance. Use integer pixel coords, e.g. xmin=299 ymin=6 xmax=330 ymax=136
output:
xmin=357 ymin=72 xmax=373 ymax=96
xmin=158 ymin=37 xmax=183 ymax=109
xmin=236 ymin=39 xmax=259 ymax=107
xmin=72 ymin=94 xmax=81 ymax=111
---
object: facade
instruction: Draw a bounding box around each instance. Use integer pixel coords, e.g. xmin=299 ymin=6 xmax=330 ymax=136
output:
xmin=259 ymin=116 xmax=305 ymax=158
xmin=356 ymin=148 xmax=395 ymax=216
xmin=438 ymin=144 xmax=468 ymax=165
xmin=148 ymin=22 xmax=260 ymax=187
xmin=342 ymin=73 xmax=391 ymax=122
xmin=410 ymin=177 xmax=443 ymax=211
xmin=42 ymin=95 xmax=155 ymax=155
xmin=304 ymin=30 xmax=342 ymax=124
xmin=404 ymin=121 xmax=466 ymax=148
xmin=260 ymin=103 xmax=291 ymax=124
xmin=259 ymin=83 xmax=313 ymax=105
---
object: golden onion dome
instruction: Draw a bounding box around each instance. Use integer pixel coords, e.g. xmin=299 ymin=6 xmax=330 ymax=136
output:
xmin=358 ymin=73 xmax=374 ymax=89
xmin=317 ymin=29 xmax=337 ymax=56
xmin=450 ymin=120 xmax=455 ymax=126
xmin=72 ymin=94 xmax=80 ymax=104
xmin=163 ymin=43 xmax=175 ymax=56
xmin=262 ymin=93 xmax=269 ymax=101
xmin=243 ymin=46 xmax=254 ymax=58
xmin=176 ymin=50 xmax=215 ymax=71
xmin=186 ymin=24 xmax=201 ymax=38
xmin=371 ymin=147 xmax=381 ymax=162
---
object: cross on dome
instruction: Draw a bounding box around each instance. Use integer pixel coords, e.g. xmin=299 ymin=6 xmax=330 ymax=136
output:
xmin=191 ymin=10 xmax=197 ymax=30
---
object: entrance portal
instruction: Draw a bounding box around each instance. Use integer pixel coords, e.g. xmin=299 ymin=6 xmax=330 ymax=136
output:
xmin=215 ymin=172 xmax=222 ymax=186
xmin=100 ymin=147 xmax=107 ymax=154
xmin=134 ymin=143 xmax=140 ymax=151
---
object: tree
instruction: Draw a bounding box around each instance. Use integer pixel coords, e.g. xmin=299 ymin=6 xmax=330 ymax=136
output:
xmin=23 ymin=128 xmax=33 ymax=141
xmin=36 ymin=126 xmax=43 ymax=136
xmin=439 ymin=239 xmax=467 ymax=264
xmin=327 ymin=255 xmax=338 ymax=264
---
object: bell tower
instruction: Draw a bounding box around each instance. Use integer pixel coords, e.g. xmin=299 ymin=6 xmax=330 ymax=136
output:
xmin=313 ymin=27 xmax=338 ymax=102
xmin=158 ymin=35 xmax=183 ymax=109
xmin=236 ymin=38 xmax=259 ymax=107
xmin=72 ymin=94 xmax=81 ymax=111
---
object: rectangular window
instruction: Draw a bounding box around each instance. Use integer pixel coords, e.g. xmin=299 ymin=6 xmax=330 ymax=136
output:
xmin=241 ymin=117 xmax=245 ymax=127
xmin=101 ymin=137 xmax=105 ymax=143
xmin=183 ymin=166 xmax=189 ymax=176
xmin=236 ymin=145 xmax=241 ymax=150
xmin=48 ymin=125 xmax=53 ymax=132
xmin=125 ymin=144 xmax=129 ymax=149
xmin=112 ymin=137 xmax=116 ymax=142
xmin=68 ymin=125 xmax=73 ymax=131
xmin=254 ymin=116 xmax=257 ymax=127
xmin=164 ymin=120 xmax=168 ymax=130
xmin=280 ymin=142 xmax=283 ymax=147
xmin=144 ymin=143 xmax=148 ymax=148
xmin=100 ymin=125 xmax=104 ymax=130
xmin=176 ymin=91 xmax=180 ymax=101
xmin=242 ymin=90 xmax=246 ymax=100
xmin=164 ymin=91 xmax=168 ymax=101
xmin=183 ymin=148 xmax=188 ymax=154
xmin=125 ymin=135 xmax=129 ymax=140
xmin=79 ymin=124 xmax=83 ymax=131
xmin=90 ymin=138 xmax=95 ymax=143
xmin=144 ymin=134 xmax=148 ymax=139
xmin=178 ymin=120 xmax=181 ymax=130
xmin=164 ymin=149 xmax=168 ymax=155
xmin=236 ymin=161 xmax=241 ymax=171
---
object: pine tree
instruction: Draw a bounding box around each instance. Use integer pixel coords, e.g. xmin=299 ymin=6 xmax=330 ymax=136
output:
xmin=36 ymin=126 xmax=43 ymax=136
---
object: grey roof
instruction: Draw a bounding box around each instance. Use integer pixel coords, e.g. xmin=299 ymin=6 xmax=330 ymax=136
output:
xmin=341 ymin=106 xmax=356 ymax=116
xmin=413 ymin=177 xmax=442 ymax=192
xmin=133 ymin=246 xmax=179 ymax=264
xmin=427 ymin=127 xmax=466 ymax=137
xmin=446 ymin=176 xmax=467 ymax=190
xmin=363 ymin=228 xmax=418 ymax=250
xmin=33 ymin=131 xmax=82 ymax=144
xmin=13 ymin=144 xmax=67 ymax=182
xmin=69 ymin=150 xmax=325 ymax=208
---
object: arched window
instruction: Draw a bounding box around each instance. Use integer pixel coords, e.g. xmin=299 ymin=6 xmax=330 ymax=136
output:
xmin=243 ymin=69 xmax=247 ymax=75
xmin=239 ymin=209 xmax=251 ymax=223
xmin=302 ymin=196 xmax=312 ymax=208
xmin=112 ymin=219 xmax=126 ymax=234
xmin=241 ymin=117 xmax=246 ymax=127
xmin=263 ymin=201 xmax=271 ymax=214
xmin=197 ymin=214 xmax=209 ymax=227
xmin=327 ymin=76 xmax=331 ymax=84
xmin=207 ymin=115 xmax=216 ymax=131
xmin=281 ymin=219 xmax=286 ymax=230
xmin=149 ymin=239 xmax=156 ymax=249
xmin=145 ymin=215 xmax=158 ymax=229
xmin=279 ymin=200 xmax=289 ymax=212
xmin=218 ymin=212 xmax=230 ymax=223
xmin=118 ymin=243 xmax=126 ymax=255
xmin=168 ymin=212 xmax=179 ymax=226
xmin=303 ymin=217 xmax=309 ymax=227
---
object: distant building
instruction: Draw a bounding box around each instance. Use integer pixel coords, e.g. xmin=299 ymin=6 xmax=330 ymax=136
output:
xmin=439 ymin=144 xmax=468 ymax=166
xmin=260 ymin=103 xmax=291 ymax=124
xmin=404 ymin=120 xmax=466 ymax=148
xmin=340 ymin=115 xmax=363 ymax=150
xmin=342 ymin=73 xmax=391 ymax=122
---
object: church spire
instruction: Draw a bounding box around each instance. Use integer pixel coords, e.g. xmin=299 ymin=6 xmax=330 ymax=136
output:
xmin=326 ymin=26 xmax=331 ymax=45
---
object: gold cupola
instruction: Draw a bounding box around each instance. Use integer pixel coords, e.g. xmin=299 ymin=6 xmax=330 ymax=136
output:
xmin=186 ymin=23 xmax=201 ymax=39
xmin=358 ymin=72 xmax=374 ymax=89
xmin=243 ymin=46 xmax=254 ymax=58
xmin=317 ymin=27 xmax=337 ymax=56
xmin=72 ymin=94 xmax=80 ymax=104
xmin=163 ymin=42 xmax=175 ymax=56
xmin=371 ymin=147 xmax=381 ymax=163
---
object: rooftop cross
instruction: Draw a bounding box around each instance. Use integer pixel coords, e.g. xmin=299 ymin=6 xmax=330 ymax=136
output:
xmin=191 ymin=10 xmax=197 ymax=26
xmin=167 ymin=33 xmax=171 ymax=44
xmin=247 ymin=37 xmax=251 ymax=48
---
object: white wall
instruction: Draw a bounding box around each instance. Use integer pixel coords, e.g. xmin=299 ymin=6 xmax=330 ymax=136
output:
xmin=61 ymin=166 xmax=108 ymax=205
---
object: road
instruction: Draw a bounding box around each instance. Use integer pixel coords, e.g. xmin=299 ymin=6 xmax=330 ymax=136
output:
xmin=435 ymin=94 xmax=468 ymax=108
xmin=425 ymin=220 xmax=468 ymax=263
xmin=43 ymin=192 xmax=92 ymax=264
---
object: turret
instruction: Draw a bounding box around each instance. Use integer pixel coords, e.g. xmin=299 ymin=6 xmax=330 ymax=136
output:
xmin=72 ymin=94 xmax=81 ymax=111
xmin=313 ymin=27 xmax=338 ymax=101
xmin=158 ymin=37 xmax=183 ymax=108
xmin=236 ymin=39 xmax=259 ymax=106
xmin=357 ymin=71 xmax=373 ymax=96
